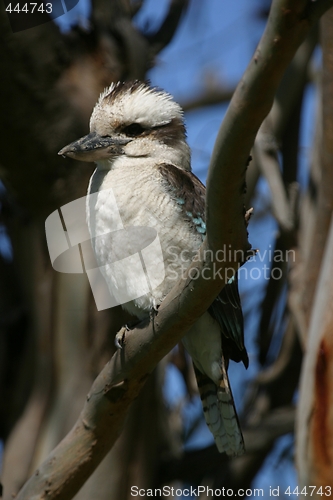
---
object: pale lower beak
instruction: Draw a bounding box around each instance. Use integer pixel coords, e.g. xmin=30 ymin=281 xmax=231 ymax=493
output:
xmin=58 ymin=132 xmax=131 ymax=162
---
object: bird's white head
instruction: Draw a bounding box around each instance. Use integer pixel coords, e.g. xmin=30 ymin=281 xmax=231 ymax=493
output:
xmin=59 ymin=81 xmax=191 ymax=170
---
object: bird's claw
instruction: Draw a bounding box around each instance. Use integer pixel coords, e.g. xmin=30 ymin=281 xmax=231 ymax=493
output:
xmin=115 ymin=321 xmax=140 ymax=349
xmin=150 ymin=300 xmax=160 ymax=321
xmin=115 ymin=327 xmax=127 ymax=349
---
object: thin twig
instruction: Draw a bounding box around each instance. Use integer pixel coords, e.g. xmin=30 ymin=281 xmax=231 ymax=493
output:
xmin=146 ymin=0 xmax=189 ymax=55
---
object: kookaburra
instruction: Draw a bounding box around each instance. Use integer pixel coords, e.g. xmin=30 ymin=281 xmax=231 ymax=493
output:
xmin=59 ymin=81 xmax=248 ymax=456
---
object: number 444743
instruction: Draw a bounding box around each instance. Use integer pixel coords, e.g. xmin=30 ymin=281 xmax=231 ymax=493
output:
xmin=5 ymin=3 xmax=52 ymax=13
xmin=285 ymin=486 xmax=332 ymax=496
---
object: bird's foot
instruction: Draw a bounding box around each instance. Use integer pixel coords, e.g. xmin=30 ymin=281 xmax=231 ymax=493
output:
xmin=150 ymin=299 xmax=160 ymax=322
xmin=115 ymin=327 xmax=127 ymax=350
xmin=114 ymin=319 xmax=141 ymax=349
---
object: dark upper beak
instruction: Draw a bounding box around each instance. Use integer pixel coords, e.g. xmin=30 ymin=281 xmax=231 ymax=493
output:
xmin=58 ymin=132 xmax=131 ymax=162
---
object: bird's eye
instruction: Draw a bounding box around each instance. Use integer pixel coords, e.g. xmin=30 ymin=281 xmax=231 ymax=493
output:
xmin=123 ymin=123 xmax=145 ymax=137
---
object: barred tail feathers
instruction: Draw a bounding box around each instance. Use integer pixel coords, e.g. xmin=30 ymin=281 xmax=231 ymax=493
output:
xmin=194 ymin=365 xmax=245 ymax=456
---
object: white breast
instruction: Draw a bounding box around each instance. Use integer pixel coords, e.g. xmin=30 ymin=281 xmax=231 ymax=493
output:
xmin=87 ymin=158 xmax=201 ymax=318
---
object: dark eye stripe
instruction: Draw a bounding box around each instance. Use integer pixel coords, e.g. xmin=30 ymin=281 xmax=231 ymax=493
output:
xmin=122 ymin=123 xmax=145 ymax=137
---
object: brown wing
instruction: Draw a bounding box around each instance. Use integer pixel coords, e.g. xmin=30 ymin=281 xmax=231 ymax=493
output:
xmin=158 ymin=163 xmax=248 ymax=367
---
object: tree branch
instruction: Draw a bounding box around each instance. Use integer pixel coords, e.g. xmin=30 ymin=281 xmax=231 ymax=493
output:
xmin=145 ymin=0 xmax=189 ymax=55
xmin=181 ymin=86 xmax=235 ymax=112
xmin=205 ymin=0 xmax=323 ymax=251
xmin=296 ymin=7 xmax=333 ymax=484
xmin=14 ymin=1 xmax=333 ymax=499
xmin=254 ymin=133 xmax=294 ymax=232
xmin=296 ymin=215 xmax=333 ymax=487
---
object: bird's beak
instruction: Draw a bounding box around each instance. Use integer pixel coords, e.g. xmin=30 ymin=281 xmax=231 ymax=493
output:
xmin=58 ymin=132 xmax=131 ymax=162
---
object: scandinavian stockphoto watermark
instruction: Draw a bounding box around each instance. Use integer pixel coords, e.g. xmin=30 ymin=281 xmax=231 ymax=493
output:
xmin=165 ymin=244 xmax=295 ymax=283
xmin=45 ymin=188 xmax=165 ymax=311
xmin=45 ymin=188 xmax=295 ymax=311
